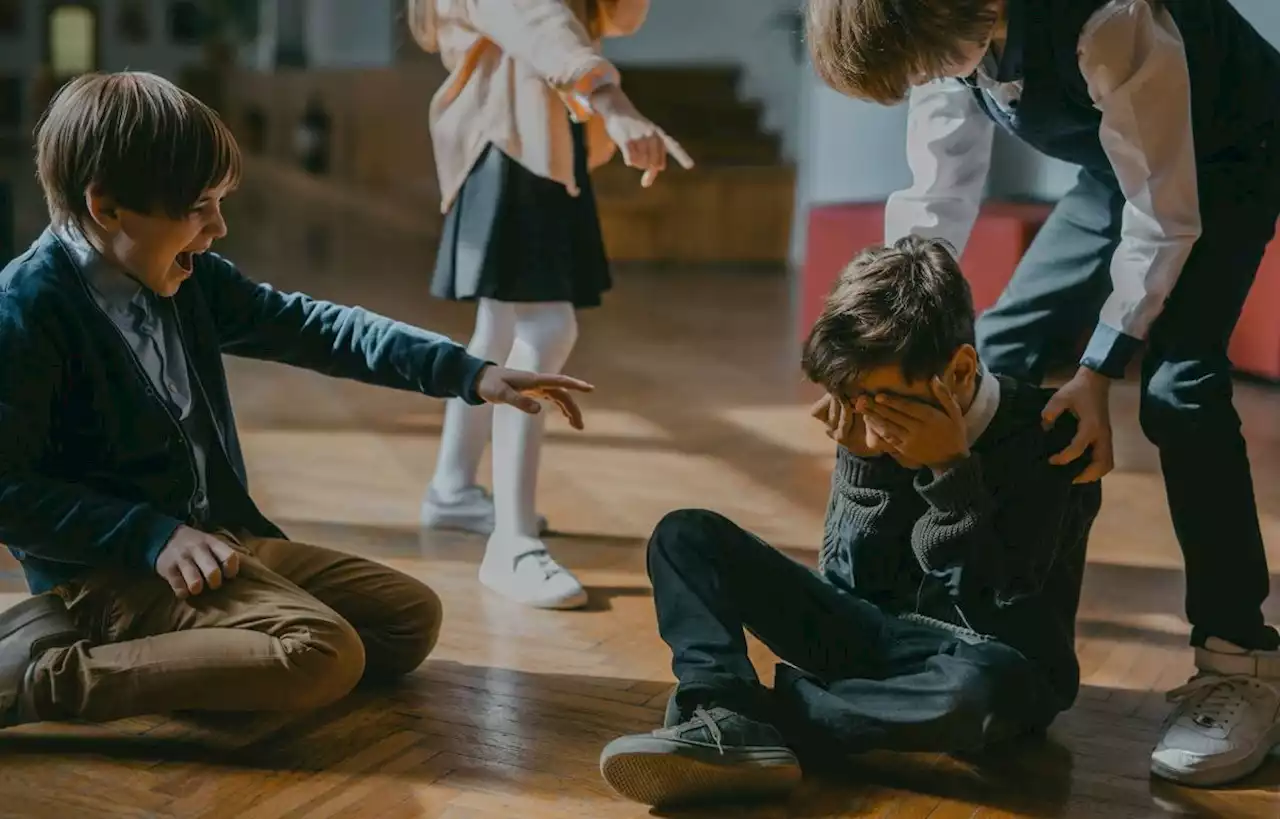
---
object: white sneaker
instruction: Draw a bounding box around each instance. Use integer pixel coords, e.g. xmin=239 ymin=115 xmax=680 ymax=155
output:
xmin=420 ymin=485 xmax=548 ymax=536
xmin=1151 ymin=641 xmax=1280 ymax=787
xmin=478 ymin=536 xmax=588 ymax=610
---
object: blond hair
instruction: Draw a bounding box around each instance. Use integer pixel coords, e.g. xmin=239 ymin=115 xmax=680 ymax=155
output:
xmin=806 ymin=0 xmax=1000 ymax=104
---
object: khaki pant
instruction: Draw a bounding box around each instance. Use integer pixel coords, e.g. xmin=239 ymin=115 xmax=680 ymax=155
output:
xmin=29 ymin=534 xmax=442 ymax=722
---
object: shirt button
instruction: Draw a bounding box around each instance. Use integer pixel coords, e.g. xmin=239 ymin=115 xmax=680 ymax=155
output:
xmin=166 ymin=380 xmax=179 ymax=393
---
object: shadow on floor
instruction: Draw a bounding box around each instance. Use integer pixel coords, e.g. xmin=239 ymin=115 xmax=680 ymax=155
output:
xmin=8 ymin=661 xmax=1269 ymax=818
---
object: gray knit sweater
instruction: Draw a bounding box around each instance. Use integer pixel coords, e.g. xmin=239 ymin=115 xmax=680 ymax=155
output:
xmin=819 ymin=375 xmax=1102 ymax=708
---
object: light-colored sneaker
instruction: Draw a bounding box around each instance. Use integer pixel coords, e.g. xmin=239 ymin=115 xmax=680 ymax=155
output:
xmin=1150 ymin=640 xmax=1280 ymax=787
xmin=478 ymin=536 xmax=588 ymax=610
xmin=420 ymin=485 xmax=548 ymax=536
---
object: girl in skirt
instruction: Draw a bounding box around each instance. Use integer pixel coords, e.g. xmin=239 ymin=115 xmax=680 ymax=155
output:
xmin=409 ymin=0 xmax=691 ymax=609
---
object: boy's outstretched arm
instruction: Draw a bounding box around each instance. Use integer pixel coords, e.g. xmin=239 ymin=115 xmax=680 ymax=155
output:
xmin=0 ymin=294 xmax=184 ymax=570
xmin=198 ymin=254 xmax=489 ymax=402
xmin=195 ymin=254 xmax=592 ymax=425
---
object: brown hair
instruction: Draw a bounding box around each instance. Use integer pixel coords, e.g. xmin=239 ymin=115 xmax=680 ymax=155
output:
xmin=35 ymin=71 xmax=241 ymax=226
xmin=802 ymin=235 xmax=975 ymax=399
xmin=805 ymin=0 xmax=999 ymax=104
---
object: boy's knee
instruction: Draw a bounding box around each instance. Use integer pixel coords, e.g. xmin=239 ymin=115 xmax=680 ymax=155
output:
xmin=943 ymin=668 xmax=996 ymax=716
xmin=283 ymin=614 xmax=366 ymax=709
xmin=933 ymin=669 xmax=1006 ymax=748
xmin=649 ymin=509 xmax=728 ymax=552
xmin=375 ymin=582 xmax=444 ymax=678
xmin=646 ymin=509 xmax=746 ymax=578
xmin=1139 ymin=358 xmax=1235 ymax=444
xmin=938 ymin=661 xmax=1050 ymax=750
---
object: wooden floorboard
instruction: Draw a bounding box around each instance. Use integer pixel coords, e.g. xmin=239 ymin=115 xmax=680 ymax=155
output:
xmin=0 ymin=158 xmax=1277 ymax=817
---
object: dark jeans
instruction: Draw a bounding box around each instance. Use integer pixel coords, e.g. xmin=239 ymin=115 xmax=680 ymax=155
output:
xmin=976 ymin=130 xmax=1280 ymax=651
xmin=648 ymin=509 xmax=1055 ymax=755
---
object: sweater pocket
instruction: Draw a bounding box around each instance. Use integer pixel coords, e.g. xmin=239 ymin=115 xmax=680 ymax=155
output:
xmin=820 ymin=485 xmax=904 ymax=594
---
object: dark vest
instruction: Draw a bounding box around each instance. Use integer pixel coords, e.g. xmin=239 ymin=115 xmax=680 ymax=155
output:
xmin=962 ymin=0 xmax=1280 ymax=176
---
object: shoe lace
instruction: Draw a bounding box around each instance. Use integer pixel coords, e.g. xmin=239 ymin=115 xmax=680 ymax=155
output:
xmin=691 ymin=706 xmax=725 ymax=755
xmin=1166 ymin=674 xmax=1272 ymax=730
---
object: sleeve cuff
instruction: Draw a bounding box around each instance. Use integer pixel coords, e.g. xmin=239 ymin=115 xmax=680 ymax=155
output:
xmin=460 ymin=356 xmax=493 ymax=406
xmin=1080 ymin=322 xmax=1142 ymax=379
xmin=139 ymin=515 xmax=186 ymax=570
xmin=914 ymin=455 xmax=986 ymax=513
xmin=832 ymin=446 xmax=912 ymax=491
xmin=565 ymin=62 xmax=621 ymax=121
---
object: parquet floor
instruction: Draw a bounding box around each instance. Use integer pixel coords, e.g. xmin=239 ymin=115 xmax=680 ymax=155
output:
xmin=0 ymin=158 xmax=1278 ymax=818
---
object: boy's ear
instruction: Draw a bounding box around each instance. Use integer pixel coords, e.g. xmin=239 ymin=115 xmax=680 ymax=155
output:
xmin=84 ymin=186 xmax=122 ymax=233
xmin=945 ymin=344 xmax=979 ymax=393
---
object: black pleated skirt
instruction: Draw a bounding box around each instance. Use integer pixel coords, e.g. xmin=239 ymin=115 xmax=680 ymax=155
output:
xmin=430 ymin=120 xmax=611 ymax=309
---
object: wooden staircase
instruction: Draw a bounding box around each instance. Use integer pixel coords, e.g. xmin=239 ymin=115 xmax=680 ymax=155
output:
xmin=616 ymin=66 xmax=784 ymax=166
xmin=217 ymin=62 xmax=795 ymax=267
xmin=593 ymin=65 xmax=795 ymax=265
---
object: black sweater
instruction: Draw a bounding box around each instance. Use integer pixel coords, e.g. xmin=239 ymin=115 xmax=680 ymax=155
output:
xmin=819 ymin=375 xmax=1101 ymax=709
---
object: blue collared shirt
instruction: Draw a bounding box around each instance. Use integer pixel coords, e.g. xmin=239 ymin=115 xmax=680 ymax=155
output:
xmin=57 ymin=224 xmax=210 ymax=516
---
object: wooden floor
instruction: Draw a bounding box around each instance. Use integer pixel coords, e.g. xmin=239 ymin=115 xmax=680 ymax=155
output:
xmin=1 ymin=160 xmax=1279 ymax=818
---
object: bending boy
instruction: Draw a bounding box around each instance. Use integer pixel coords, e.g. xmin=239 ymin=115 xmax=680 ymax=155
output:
xmin=806 ymin=0 xmax=1280 ymax=785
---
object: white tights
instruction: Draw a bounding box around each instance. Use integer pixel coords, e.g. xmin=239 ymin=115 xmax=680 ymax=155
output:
xmin=431 ymin=298 xmax=579 ymax=542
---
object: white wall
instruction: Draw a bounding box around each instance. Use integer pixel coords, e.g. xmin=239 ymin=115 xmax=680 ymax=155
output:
xmin=303 ymin=0 xmax=395 ymax=68
xmin=246 ymin=0 xmax=395 ymax=70
xmin=602 ymin=0 xmax=804 ymax=161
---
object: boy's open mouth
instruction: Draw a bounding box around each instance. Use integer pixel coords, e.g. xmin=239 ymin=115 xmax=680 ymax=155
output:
xmin=175 ymin=251 xmax=195 ymax=273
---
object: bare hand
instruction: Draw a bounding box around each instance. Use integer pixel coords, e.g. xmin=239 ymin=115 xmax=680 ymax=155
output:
xmin=474 ymin=365 xmax=594 ymax=430
xmin=1042 ymin=366 xmax=1113 ymax=483
xmin=155 ymin=526 xmax=241 ymax=599
xmin=810 ymin=393 xmax=877 ymax=457
xmin=859 ymin=379 xmax=970 ymax=471
xmin=590 ymin=85 xmax=694 ymax=187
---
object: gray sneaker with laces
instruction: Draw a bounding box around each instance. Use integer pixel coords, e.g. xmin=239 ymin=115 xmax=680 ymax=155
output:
xmin=599 ymin=705 xmax=801 ymax=807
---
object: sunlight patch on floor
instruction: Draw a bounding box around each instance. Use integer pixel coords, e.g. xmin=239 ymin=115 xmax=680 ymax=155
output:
xmin=716 ymin=404 xmax=836 ymax=456
xmin=240 ymin=430 xmax=826 ymax=547
xmin=391 ymin=407 xmax=676 ymax=442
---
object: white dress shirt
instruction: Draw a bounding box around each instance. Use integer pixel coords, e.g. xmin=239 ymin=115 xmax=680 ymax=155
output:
xmin=884 ymin=0 xmax=1201 ymax=373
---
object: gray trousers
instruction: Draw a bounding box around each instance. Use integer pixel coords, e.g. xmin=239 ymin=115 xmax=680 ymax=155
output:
xmin=976 ymin=133 xmax=1280 ymax=650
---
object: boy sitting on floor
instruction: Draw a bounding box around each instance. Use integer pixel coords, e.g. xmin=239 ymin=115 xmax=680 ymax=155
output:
xmin=598 ymin=235 xmax=1102 ymax=807
xmin=0 ymin=71 xmax=591 ymax=728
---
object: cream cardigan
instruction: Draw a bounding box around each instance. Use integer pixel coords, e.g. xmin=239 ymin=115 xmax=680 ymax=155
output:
xmin=425 ymin=0 xmax=649 ymax=214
